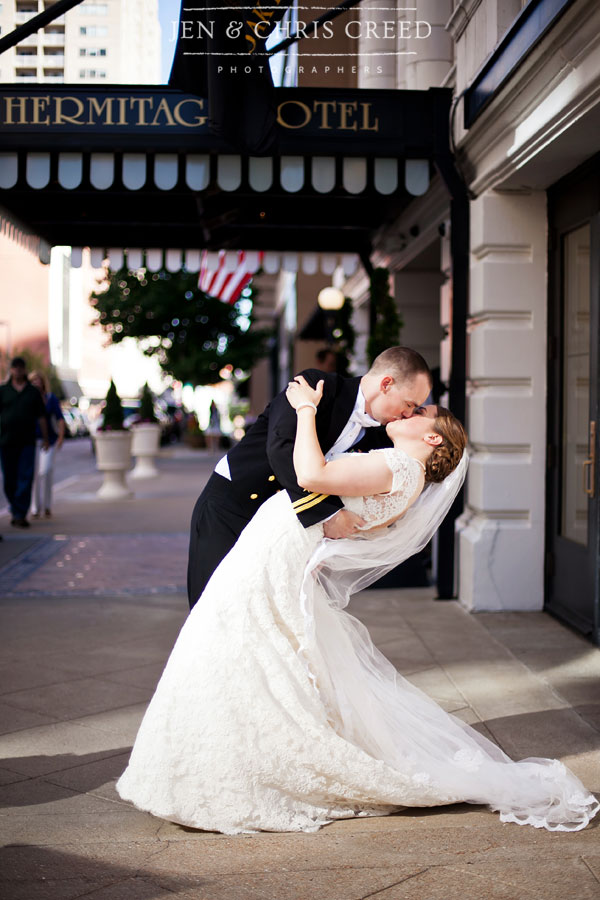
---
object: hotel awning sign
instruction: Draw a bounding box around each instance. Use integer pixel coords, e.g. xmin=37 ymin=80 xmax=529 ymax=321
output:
xmin=0 ymin=85 xmax=454 ymax=253
xmin=0 ymin=85 xmax=450 ymax=155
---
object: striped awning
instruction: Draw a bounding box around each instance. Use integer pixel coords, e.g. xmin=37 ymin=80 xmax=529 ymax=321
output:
xmin=0 ymin=152 xmax=430 ymax=198
xmin=72 ymin=247 xmax=360 ymax=276
xmin=0 ymin=204 xmax=50 ymax=262
xmin=0 ymin=84 xmax=456 ymax=254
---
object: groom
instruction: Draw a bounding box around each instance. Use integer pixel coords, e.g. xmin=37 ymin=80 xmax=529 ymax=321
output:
xmin=187 ymin=346 xmax=432 ymax=608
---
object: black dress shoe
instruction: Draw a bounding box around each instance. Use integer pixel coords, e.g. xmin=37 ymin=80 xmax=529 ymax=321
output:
xmin=11 ymin=518 xmax=30 ymax=528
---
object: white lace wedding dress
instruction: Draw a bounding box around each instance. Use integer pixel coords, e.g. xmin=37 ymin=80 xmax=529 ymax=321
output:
xmin=116 ymin=448 xmax=599 ymax=834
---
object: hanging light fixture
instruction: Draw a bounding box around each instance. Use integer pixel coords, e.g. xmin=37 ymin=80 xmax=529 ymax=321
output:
xmin=317 ymin=286 xmax=345 ymax=310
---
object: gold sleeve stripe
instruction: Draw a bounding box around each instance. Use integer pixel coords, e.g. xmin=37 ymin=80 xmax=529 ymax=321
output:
xmin=291 ymin=492 xmax=321 ymax=508
xmin=293 ymin=493 xmax=330 ymax=514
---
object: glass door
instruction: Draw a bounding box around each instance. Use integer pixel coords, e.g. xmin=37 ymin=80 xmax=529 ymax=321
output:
xmin=547 ymin=169 xmax=600 ymax=644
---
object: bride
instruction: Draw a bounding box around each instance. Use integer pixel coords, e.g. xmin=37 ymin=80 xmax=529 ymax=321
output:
xmin=117 ymin=377 xmax=599 ymax=834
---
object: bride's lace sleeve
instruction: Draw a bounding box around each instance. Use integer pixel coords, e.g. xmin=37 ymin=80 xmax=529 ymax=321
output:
xmin=348 ymin=449 xmax=423 ymax=530
xmin=380 ymin=448 xmax=422 ymax=498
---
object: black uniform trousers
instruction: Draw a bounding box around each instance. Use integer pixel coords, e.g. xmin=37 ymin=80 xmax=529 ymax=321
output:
xmin=187 ymin=472 xmax=258 ymax=609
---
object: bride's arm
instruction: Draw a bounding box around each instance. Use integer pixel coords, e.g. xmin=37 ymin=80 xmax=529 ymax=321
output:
xmin=287 ymin=377 xmax=394 ymax=497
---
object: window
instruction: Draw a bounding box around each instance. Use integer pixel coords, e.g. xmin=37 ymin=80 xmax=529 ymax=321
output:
xmin=79 ymin=3 xmax=108 ymax=14
xmin=79 ymin=47 xmax=106 ymax=56
xmin=79 ymin=25 xmax=108 ymax=36
xmin=79 ymin=68 xmax=106 ymax=78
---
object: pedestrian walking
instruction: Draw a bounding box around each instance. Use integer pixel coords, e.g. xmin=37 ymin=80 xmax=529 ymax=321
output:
xmin=204 ymin=400 xmax=222 ymax=453
xmin=0 ymin=357 xmax=49 ymax=528
xmin=29 ymin=370 xmax=66 ymax=518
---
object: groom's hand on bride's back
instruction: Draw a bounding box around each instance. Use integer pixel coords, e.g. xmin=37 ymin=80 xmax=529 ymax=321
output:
xmin=323 ymin=509 xmax=367 ymax=540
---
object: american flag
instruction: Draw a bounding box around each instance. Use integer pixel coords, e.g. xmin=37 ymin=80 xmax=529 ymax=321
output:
xmin=198 ymin=250 xmax=263 ymax=304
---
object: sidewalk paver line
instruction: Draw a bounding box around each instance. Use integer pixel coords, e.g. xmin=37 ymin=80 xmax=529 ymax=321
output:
xmin=411 ymin=605 xmax=570 ymax=706
xmin=0 ymin=532 xmax=188 ymax=597
xmin=0 ymin=537 xmax=64 ymax=593
xmin=2 ymin=585 xmax=186 ymax=598
xmin=358 ymin=868 xmax=431 ymax=898
xmin=21 ymin=747 xmax=133 ymax=782
xmin=581 ymin=856 xmax=600 ymax=884
xmin=0 ymin=690 xmax=151 ymax=725
xmin=0 ymin=661 xmax=165 ymax=700
xmin=7 ymin=773 xmax=129 ymax=809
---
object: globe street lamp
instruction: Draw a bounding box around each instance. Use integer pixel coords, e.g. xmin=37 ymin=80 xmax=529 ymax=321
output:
xmin=317 ymin=286 xmax=345 ymax=311
xmin=317 ymin=287 xmax=345 ymax=352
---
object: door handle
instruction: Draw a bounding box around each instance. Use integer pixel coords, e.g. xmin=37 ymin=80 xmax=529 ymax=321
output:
xmin=583 ymin=420 xmax=596 ymax=498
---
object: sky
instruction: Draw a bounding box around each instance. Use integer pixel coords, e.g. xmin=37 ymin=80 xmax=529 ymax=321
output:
xmin=158 ymin=0 xmax=181 ymax=83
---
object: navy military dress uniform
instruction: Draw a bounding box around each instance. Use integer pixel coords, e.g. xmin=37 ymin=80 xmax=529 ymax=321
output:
xmin=187 ymin=369 xmax=392 ymax=608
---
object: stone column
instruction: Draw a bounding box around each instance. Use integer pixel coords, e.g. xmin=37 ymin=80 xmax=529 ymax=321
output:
xmin=405 ymin=0 xmax=453 ymax=90
xmin=456 ymin=189 xmax=547 ymax=611
xmin=359 ymin=0 xmax=396 ymax=89
xmin=394 ymin=270 xmax=444 ymax=370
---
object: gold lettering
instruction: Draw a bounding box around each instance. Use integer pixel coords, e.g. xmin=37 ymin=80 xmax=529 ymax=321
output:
xmin=117 ymin=97 xmax=128 ymax=126
xmin=54 ymin=96 xmax=85 ymax=125
xmin=312 ymin=100 xmax=336 ymax=130
xmin=87 ymin=96 xmax=115 ymax=125
xmin=32 ymin=95 xmax=51 ymax=125
xmin=150 ymin=97 xmax=176 ymax=126
xmin=276 ymin=100 xmax=311 ymax=129
xmin=360 ymin=102 xmax=379 ymax=132
xmin=173 ymin=98 xmax=206 ymax=127
xmin=129 ymin=97 xmax=154 ymax=125
xmin=5 ymin=96 xmax=28 ymax=125
xmin=338 ymin=100 xmax=357 ymax=131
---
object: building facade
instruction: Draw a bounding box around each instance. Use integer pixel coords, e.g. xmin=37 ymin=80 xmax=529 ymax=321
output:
xmin=0 ymin=0 xmax=160 ymax=84
xmin=333 ymin=0 xmax=599 ymax=640
xmin=0 ymin=0 xmax=161 ymax=399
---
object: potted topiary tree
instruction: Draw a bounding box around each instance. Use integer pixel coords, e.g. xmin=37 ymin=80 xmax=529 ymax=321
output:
xmin=94 ymin=380 xmax=133 ymax=499
xmin=130 ymin=383 xmax=161 ymax=479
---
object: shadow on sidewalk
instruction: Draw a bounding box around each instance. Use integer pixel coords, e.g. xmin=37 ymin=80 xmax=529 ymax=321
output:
xmin=0 ymin=749 xmax=131 ymax=807
xmin=0 ymin=844 xmax=196 ymax=899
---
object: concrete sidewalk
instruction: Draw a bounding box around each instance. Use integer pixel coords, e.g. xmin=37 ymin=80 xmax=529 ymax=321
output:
xmin=0 ymin=446 xmax=599 ymax=900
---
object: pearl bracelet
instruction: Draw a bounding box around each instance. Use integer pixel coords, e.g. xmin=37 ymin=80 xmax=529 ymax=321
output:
xmin=295 ymin=402 xmax=317 ymax=414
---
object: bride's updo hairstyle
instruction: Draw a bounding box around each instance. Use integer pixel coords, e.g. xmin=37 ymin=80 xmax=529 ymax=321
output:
xmin=425 ymin=408 xmax=467 ymax=484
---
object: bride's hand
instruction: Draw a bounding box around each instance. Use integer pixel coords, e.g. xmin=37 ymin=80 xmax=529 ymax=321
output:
xmin=285 ymin=375 xmax=324 ymax=410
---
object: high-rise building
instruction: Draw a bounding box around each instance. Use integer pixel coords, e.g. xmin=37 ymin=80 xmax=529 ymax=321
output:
xmin=0 ymin=0 xmax=162 ymax=399
xmin=0 ymin=0 xmax=160 ymax=84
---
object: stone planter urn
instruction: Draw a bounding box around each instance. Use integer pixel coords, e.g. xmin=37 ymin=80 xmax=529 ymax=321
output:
xmin=130 ymin=422 xmax=161 ymax=479
xmin=94 ymin=430 xmax=133 ymax=499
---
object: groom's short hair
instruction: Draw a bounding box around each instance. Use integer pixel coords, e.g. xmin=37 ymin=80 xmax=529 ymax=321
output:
xmin=369 ymin=347 xmax=432 ymax=387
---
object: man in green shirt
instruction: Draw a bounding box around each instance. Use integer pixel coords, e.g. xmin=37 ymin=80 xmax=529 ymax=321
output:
xmin=0 ymin=357 xmax=49 ymax=528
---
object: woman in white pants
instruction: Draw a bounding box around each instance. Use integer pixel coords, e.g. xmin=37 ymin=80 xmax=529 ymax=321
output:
xmin=30 ymin=372 xmax=65 ymax=518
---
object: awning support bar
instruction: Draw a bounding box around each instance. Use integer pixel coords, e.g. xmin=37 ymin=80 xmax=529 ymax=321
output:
xmin=0 ymin=0 xmax=86 ymax=56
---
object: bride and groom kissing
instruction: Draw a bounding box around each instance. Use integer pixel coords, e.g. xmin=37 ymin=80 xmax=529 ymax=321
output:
xmin=116 ymin=347 xmax=598 ymax=834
